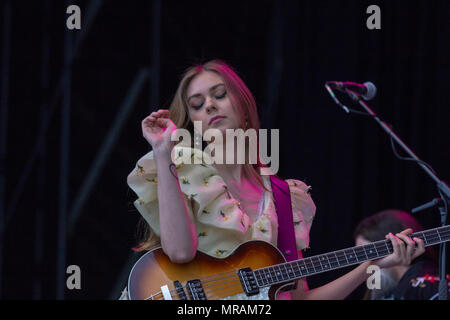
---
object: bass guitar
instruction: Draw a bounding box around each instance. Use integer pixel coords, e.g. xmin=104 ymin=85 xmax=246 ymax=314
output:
xmin=127 ymin=225 xmax=450 ymax=300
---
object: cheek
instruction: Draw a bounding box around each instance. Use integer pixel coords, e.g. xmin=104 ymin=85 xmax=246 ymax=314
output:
xmin=188 ymin=111 xmax=209 ymax=133
xmin=221 ymin=98 xmax=241 ymax=124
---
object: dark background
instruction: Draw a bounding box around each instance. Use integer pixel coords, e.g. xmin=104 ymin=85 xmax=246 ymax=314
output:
xmin=1 ymin=0 xmax=449 ymax=300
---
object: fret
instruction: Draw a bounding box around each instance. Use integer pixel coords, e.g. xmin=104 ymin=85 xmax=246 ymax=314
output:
xmin=335 ymin=251 xmax=348 ymax=266
xmin=292 ymin=261 xmax=302 ymax=277
xmin=272 ymin=266 xmax=281 ymax=282
xmin=353 ymin=246 xmax=366 ymax=262
xmin=304 ymin=258 xmax=316 ymax=274
xmin=384 ymin=240 xmax=392 ymax=255
xmin=284 ymin=263 xmax=295 ymax=280
xmin=311 ymin=257 xmax=323 ymax=273
xmin=438 ymin=228 xmax=450 ymax=242
xmin=328 ymin=252 xmax=340 ymax=268
xmin=270 ymin=267 xmax=278 ymax=282
xmin=264 ymin=268 xmax=274 ymax=284
xmin=424 ymin=230 xmax=439 ymax=245
xmin=298 ymin=259 xmax=308 ymax=275
xmin=373 ymin=241 xmax=389 ymax=256
xmin=283 ymin=263 xmax=293 ymax=279
xmin=436 ymin=230 xmax=442 ymax=242
xmin=373 ymin=243 xmax=381 ymax=257
xmin=275 ymin=265 xmax=285 ymax=282
xmin=352 ymin=248 xmax=359 ymax=262
xmin=271 ymin=266 xmax=280 ymax=281
xmin=261 ymin=269 xmax=270 ymax=286
xmin=365 ymin=243 xmax=379 ymax=260
xmin=344 ymin=248 xmax=357 ymax=264
xmin=420 ymin=231 xmax=428 ymax=245
xmin=280 ymin=265 xmax=287 ymax=281
xmin=254 ymin=270 xmax=264 ymax=287
xmin=274 ymin=266 xmax=284 ymax=281
xmin=321 ymin=255 xmax=331 ymax=270
xmin=254 ymin=269 xmax=264 ymax=286
xmin=270 ymin=266 xmax=280 ymax=282
xmin=361 ymin=246 xmax=369 ymax=260
xmin=316 ymin=256 xmax=324 ymax=270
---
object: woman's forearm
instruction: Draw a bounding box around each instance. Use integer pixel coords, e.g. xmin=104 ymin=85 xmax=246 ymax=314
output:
xmin=291 ymin=261 xmax=372 ymax=300
xmin=154 ymin=151 xmax=198 ymax=263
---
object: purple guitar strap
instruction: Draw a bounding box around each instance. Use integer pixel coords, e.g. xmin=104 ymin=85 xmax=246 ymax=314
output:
xmin=270 ymin=175 xmax=299 ymax=262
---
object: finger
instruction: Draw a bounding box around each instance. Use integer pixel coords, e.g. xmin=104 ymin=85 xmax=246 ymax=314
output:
xmin=157 ymin=109 xmax=170 ymax=115
xmin=144 ymin=112 xmax=161 ymax=122
xmin=396 ymin=232 xmax=415 ymax=247
xmin=399 ymin=228 xmax=413 ymax=236
xmin=154 ymin=118 xmax=172 ymax=129
xmin=411 ymin=237 xmax=426 ymax=260
xmin=154 ymin=109 xmax=170 ymax=118
xmin=143 ymin=115 xmax=156 ymax=123
xmin=142 ymin=117 xmax=156 ymax=128
xmin=396 ymin=233 xmax=415 ymax=262
xmin=389 ymin=233 xmax=405 ymax=260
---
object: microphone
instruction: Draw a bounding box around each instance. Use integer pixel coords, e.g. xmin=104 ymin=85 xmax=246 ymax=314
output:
xmin=326 ymin=81 xmax=377 ymax=101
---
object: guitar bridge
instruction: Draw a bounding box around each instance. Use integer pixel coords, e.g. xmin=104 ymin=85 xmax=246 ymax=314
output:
xmin=238 ymin=267 xmax=260 ymax=296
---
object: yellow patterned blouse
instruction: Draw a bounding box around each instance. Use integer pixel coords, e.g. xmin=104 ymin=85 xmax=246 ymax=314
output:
xmin=127 ymin=146 xmax=316 ymax=258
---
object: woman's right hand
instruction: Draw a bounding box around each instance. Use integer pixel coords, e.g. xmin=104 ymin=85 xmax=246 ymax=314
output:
xmin=141 ymin=109 xmax=177 ymax=156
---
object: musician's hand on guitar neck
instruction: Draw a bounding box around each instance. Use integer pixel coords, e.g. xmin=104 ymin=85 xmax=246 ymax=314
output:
xmin=372 ymin=228 xmax=425 ymax=269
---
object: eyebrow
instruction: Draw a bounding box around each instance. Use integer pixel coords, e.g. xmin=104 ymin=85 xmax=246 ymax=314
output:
xmin=187 ymin=83 xmax=225 ymax=103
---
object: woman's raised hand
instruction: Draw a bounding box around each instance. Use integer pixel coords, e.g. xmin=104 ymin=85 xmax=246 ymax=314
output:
xmin=142 ymin=109 xmax=177 ymax=155
xmin=372 ymin=228 xmax=426 ymax=269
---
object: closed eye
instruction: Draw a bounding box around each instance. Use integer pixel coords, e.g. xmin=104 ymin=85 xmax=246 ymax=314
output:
xmin=191 ymin=92 xmax=227 ymax=110
xmin=216 ymin=92 xmax=226 ymax=99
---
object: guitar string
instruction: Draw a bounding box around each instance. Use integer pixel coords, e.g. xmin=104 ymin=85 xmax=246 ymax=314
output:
xmin=203 ymin=282 xmax=243 ymax=297
xmin=154 ymin=239 xmax=435 ymax=300
xmin=158 ymin=231 xmax=446 ymax=300
xmin=145 ymin=229 xmax=450 ymax=300
xmin=206 ymin=285 xmax=246 ymax=300
xmin=148 ymin=280 xmax=244 ymax=300
xmin=155 ymin=272 xmax=241 ymax=299
xmin=150 ymin=247 xmax=443 ymax=300
xmin=196 ymin=234 xmax=429 ymax=299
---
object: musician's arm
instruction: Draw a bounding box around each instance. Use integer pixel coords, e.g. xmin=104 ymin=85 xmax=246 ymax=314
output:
xmin=288 ymin=230 xmax=425 ymax=300
xmin=154 ymin=151 xmax=198 ymax=263
xmin=289 ymin=261 xmax=371 ymax=300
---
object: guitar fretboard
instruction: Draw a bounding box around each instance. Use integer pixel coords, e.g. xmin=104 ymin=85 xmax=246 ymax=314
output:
xmin=253 ymin=225 xmax=450 ymax=288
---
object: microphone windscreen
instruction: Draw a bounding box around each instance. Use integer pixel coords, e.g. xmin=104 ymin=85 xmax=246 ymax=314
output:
xmin=363 ymin=81 xmax=377 ymax=100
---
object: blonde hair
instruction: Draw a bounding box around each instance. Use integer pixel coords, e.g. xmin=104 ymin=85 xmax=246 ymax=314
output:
xmin=133 ymin=59 xmax=267 ymax=252
xmin=169 ymin=59 xmax=267 ymax=187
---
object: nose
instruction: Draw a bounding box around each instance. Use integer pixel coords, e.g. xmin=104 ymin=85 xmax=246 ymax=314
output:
xmin=205 ymin=98 xmax=217 ymax=114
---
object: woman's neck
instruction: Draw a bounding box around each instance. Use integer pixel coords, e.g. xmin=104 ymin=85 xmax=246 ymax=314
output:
xmin=213 ymin=163 xmax=243 ymax=184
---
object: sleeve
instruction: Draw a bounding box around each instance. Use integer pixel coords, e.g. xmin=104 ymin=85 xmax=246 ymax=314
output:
xmin=126 ymin=146 xmax=251 ymax=258
xmin=285 ymin=179 xmax=316 ymax=251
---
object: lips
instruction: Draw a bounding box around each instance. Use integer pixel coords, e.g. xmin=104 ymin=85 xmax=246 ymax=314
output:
xmin=208 ymin=115 xmax=226 ymax=125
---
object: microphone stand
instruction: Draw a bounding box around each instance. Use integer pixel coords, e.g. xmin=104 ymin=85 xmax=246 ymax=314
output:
xmin=325 ymin=84 xmax=450 ymax=299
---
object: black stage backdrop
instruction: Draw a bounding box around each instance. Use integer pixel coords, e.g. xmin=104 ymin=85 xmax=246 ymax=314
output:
xmin=1 ymin=0 xmax=449 ymax=300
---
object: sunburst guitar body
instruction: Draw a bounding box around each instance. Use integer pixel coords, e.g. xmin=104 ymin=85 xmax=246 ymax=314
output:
xmin=128 ymin=240 xmax=289 ymax=300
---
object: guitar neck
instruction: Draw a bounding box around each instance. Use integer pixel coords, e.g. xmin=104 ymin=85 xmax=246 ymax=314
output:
xmin=253 ymin=225 xmax=450 ymax=288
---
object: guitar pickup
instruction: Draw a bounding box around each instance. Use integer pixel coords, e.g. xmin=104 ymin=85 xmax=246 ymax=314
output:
xmin=186 ymin=279 xmax=207 ymax=300
xmin=238 ymin=267 xmax=260 ymax=296
xmin=174 ymin=280 xmax=187 ymax=300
